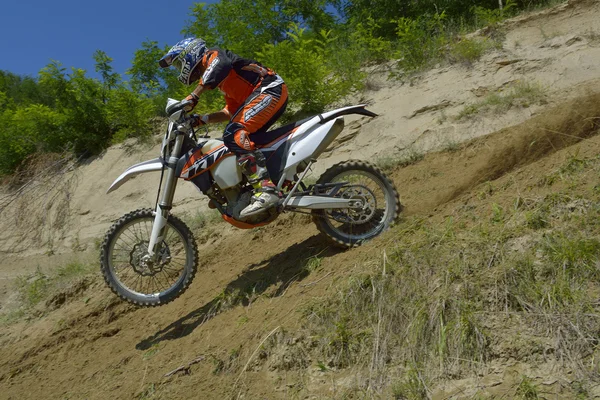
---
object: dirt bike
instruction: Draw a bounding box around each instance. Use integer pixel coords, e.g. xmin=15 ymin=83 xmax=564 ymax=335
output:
xmin=100 ymin=98 xmax=402 ymax=306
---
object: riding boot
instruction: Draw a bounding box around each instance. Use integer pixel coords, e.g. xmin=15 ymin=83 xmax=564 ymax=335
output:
xmin=237 ymin=151 xmax=280 ymax=218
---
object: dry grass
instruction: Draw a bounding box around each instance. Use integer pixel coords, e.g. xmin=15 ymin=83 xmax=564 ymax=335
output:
xmin=456 ymin=81 xmax=548 ymax=120
xmin=376 ymin=148 xmax=424 ymax=172
xmin=1 ymin=261 xmax=96 ymax=324
xmin=0 ymin=152 xmax=78 ymax=254
xmin=262 ymin=149 xmax=600 ymax=397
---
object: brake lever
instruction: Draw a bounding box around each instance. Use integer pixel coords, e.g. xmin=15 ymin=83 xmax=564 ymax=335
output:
xmin=188 ymin=116 xmax=210 ymax=142
xmin=200 ymin=124 xmax=210 ymax=139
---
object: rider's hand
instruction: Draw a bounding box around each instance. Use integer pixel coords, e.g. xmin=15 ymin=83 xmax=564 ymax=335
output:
xmin=190 ymin=114 xmax=209 ymax=127
xmin=182 ymin=93 xmax=199 ymax=112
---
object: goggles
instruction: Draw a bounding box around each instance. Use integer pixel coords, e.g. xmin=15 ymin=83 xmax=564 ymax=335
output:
xmin=158 ymin=53 xmax=183 ymax=70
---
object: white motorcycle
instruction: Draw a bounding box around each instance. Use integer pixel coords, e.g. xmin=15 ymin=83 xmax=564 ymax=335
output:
xmin=100 ymin=99 xmax=401 ymax=306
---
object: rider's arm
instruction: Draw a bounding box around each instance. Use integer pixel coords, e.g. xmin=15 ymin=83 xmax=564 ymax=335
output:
xmin=205 ymin=109 xmax=230 ymax=123
xmin=187 ymin=49 xmax=234 ymax=120
xmin=189 ymin=85 xmax=231 ymax=124
xmin=190 ymin=84 xmax=208 ymax=99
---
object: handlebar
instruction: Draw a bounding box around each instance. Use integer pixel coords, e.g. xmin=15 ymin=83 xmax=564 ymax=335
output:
xmin=166 ymin=98 xmax=194 ymax=118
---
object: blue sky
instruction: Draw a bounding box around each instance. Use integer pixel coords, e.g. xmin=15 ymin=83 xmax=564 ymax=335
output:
xmin=0 ymin=0 xmax=216 ymax=79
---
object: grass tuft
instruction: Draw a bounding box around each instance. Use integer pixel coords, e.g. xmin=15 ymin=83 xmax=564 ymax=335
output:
xmin=456 ymin=81 xmax=547 ymax=120
xmin=15 ymin=262 xmax=94 ymax=309
xmin=376 ymin=149 xmax=424 ymax=172
xmin=448 ymin=37 xmax=498 ymax=65
xmin=288 ymin=151 xmax=600 ymax=396
xmin=1 ymin=262 xmax=95 ymax=324
xmin=516 ymin=375 xmax=539 ymax=399
xmin=182 ymin=209 xmax=225 ymax=244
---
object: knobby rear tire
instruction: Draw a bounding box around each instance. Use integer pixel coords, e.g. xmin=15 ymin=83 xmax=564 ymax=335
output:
xmin=99 ymin=208 xmax=198 ymax=307
xmin=312 ymin=160 xmax=402 ymax=248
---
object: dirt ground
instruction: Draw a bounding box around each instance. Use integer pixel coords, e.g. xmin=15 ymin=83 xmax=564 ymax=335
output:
xmin=1 ymin=0 xmax=600 ymax=398
xmin=1 ymin=92 xmax=599 ymax=400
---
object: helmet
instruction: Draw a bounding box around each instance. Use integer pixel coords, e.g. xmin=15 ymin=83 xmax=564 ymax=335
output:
xmin=158 ymin=38 xmax=207 ymax=85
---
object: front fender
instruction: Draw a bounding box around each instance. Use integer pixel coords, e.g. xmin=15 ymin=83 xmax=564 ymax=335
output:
xmin=107 ymin=158 xmax=164 ymax=194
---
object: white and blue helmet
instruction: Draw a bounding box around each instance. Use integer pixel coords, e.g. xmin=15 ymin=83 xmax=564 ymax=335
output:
xmin=159 ymin=38 xmax=207 ymax=85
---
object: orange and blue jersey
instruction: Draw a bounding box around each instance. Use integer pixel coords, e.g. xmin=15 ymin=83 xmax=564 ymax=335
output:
xmin=199 ymin=48 xmax=288 ymax=154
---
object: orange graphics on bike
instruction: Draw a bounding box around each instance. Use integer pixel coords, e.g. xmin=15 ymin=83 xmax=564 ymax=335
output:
xmin=102 ymin=95 xmax=398 ymax=307
xmin=179 ymin=144 xmax=233 ymax=180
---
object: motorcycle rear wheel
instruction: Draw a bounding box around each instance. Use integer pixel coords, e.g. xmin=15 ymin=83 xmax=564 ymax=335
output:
xmin=312 ymin=160 xmax=401 ymax=248
xmin=100 ymin=208 xmax=198 ymax=306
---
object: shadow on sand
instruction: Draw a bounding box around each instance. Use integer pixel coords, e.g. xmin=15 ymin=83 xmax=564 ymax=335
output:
xmin=136 ymin=234 xmax=341 ymax=350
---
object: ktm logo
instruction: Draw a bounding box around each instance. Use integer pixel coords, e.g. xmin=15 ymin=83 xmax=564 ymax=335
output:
xmin=184 ymin=146 xmax=228 ymax=179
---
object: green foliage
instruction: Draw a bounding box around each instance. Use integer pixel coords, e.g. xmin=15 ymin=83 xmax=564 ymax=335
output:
xmin=349 ymin=17 xmax=394 ymax=63
xmin=93 ymin=50 xmax=120 ymax=92
xmin=0 ymin=0 xmax=562 ymax=176
xmin=106 ymin=87 xmax=155 ymax=143
xmin=184 ymin=0 xmax=334 ymax=58
xmin=0 ymin=70 xmax=45 ymax=108
xmin=473 ymin=0 xmax=518 ymax=27
xmin=0 ymin=54 xmax=156 ymax=174
xmin=395 ymin=12 xmax=449 ymax=72
xmin=258 ymin=24 xmax=358 ymax=115
xmin=128 ymin=40 xmax=180 ymax=98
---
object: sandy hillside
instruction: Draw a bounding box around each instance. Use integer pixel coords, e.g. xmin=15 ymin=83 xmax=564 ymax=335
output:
xmin=2 ymin=90 xmax=600 ymax=399
xmin=1 ymin=0 xmax=600 ymax=398
xmin=1 ymin=0 xmax=600 ymax=265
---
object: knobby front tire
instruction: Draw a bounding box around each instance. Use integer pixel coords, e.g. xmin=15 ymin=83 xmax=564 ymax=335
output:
xmin=99 ymin=208 xmax=198 ymax=307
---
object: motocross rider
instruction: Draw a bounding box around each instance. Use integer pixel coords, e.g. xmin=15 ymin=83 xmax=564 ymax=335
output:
xmin=159 ymin=37 xmax=288 ymax=218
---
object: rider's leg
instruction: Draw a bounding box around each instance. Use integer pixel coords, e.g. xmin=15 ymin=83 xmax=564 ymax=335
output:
xmin=223 ymin=123 xmax=280 ymax=217
xmin=223 ymin=79 xmax=288 ymax=217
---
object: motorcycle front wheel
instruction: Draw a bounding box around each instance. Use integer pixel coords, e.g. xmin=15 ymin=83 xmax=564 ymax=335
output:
xmin=100 ymin=208 xmax=198 ymax=306
xmin=312 ymin=160 xmax=402 ymax=248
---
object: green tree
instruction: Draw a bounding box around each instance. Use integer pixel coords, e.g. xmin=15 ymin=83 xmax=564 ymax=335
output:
xmin=184 ymin=0 xmax=336 ymax=57
xmin=0 ymin=70 xmax=44 ymax=108
xmin=127 ymin=40 xmax=179 ymax=97
xmin=93 ymin=50 xmax=120 ymax=92
xmin=258 ymin=24 xmax=356 ymax=115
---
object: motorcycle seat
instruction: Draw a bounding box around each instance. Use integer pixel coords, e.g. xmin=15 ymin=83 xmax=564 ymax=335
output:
xmin=253 ymin=116 xmax=312 ymax=148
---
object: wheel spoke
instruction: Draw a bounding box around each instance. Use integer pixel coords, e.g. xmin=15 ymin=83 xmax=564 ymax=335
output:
xmin=103 ymin=211 xmax=195 ymax=304
xmin=312 ymin=163 xmax=400 ymax=246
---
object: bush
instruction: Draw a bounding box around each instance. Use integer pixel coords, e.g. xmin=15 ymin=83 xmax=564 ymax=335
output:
xmin=258 ymin=24 xmax=359 ymax=116
xmin=106 ymin=87 xmax=155 ymax=143
xmin=448 ymin=37 xmax=497 ymax=65
xmin=395 ymin=12 xmax=449 ymax=72
xmin=473 ymin=0 xmax=518 ymax=27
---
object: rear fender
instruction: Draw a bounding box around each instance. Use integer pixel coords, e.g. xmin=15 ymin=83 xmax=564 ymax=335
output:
xmin=107 ymin=158 xmax=164 ymax=194
xmin=282 ymin=117 xmax=344 ymax=175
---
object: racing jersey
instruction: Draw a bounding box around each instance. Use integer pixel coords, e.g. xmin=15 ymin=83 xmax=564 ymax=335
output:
xmin=199 ymin=48 xmax=279 ymax=116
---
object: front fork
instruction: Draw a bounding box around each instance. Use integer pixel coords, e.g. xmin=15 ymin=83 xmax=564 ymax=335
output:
xmin=147 ymin=133 xmax=185 ymax=259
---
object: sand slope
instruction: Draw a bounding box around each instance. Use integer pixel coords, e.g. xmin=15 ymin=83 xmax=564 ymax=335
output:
xmin=1 ymin=0 xmax=600 ymax=398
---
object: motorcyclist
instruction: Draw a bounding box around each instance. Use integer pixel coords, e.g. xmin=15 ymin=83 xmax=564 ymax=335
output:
xmin=159 ymin=37 xmax=288 ymax=218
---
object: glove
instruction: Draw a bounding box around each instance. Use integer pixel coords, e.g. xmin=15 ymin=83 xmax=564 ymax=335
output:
xmin=190 ymin=114 xmax=209 ymax=127
xmin=182 ymin=93 xmax=199 ymax=112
